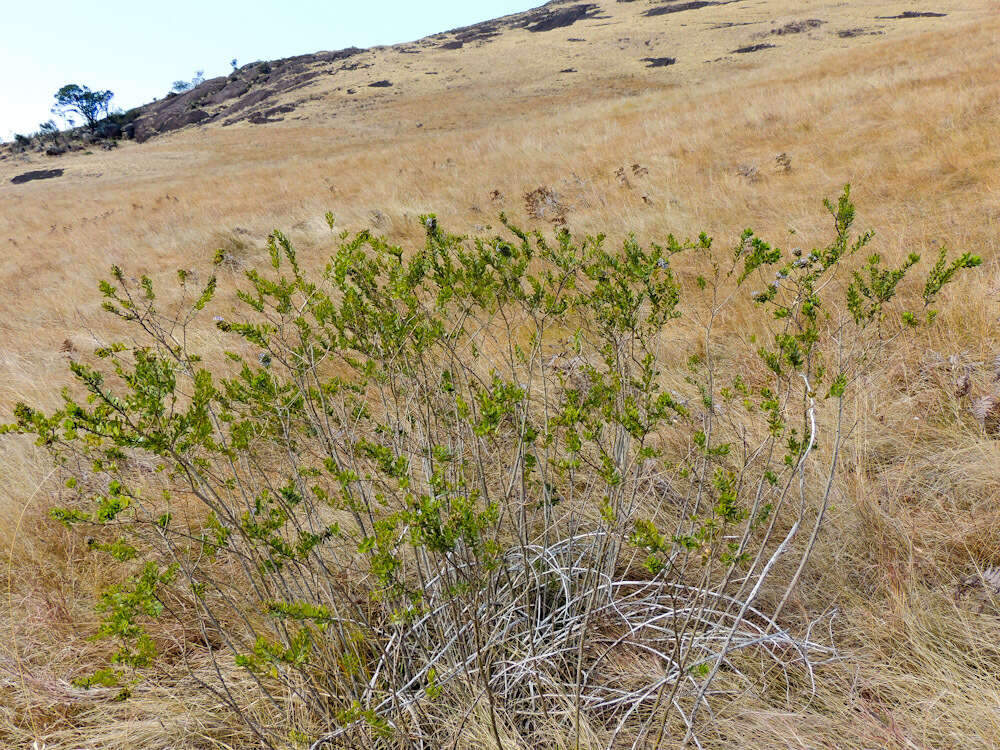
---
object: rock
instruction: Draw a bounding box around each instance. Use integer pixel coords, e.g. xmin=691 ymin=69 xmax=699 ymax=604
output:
xmin=642 ymin=57 xmax=677 ymax=67
xmin=523 ymin=4 xmax=606 ymax=32
xmin=94 ymin=121 xmax=122 ymax=139
xmin=645 ymin=1 xmax=718 ymax=16
xmin=733 ymin=43 xmax=777 ymax=54
xmin=212 ymin=80 xmax=250 ymax=104
xmin=763 ymin=19 xmax=824 ymax=36
xmin=11 ymin=168 xmax=64 ymax=184
xmin=877 ymin=11 xmax=947 ymax=19
xmin=104 ymin=47 xmax=364 ymax=141
xmin=181 ymin=109 xmax=210 ymax=126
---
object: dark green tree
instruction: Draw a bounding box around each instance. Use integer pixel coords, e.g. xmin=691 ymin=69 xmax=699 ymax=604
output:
xmin=52 ymin=84 xmax=114 ymax=131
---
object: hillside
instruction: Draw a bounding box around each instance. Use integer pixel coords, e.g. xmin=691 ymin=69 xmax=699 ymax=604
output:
xmin=2 ymin=2 xmax=971 ymax=146
xmin=2 ymin=0 xmax=999 ymax=747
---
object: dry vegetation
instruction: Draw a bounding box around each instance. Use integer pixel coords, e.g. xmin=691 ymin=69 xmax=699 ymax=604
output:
xmin=1 ymin=0 xmax=999 ymax=747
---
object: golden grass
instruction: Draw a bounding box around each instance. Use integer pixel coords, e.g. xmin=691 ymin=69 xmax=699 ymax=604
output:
xmin=1 ymin=0 xmax=999 ymax=746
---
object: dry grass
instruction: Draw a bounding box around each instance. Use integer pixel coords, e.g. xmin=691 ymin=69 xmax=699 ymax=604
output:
xmin=2 ymin=0 xmax=999 ymax=746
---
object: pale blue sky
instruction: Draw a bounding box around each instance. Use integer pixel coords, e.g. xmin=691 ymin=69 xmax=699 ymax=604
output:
xmin=1 ymin=1 xmax=536 ymax=140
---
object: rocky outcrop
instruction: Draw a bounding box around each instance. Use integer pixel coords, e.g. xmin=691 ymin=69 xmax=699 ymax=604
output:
xmin=128 ymin=47 xmax=362 ymax=142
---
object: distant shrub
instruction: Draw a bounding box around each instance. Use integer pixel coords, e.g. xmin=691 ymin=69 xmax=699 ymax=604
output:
xmin=4 ymin=188 xmax=979 ymax=747
xmin=524 ymin=185 xmax=568 ymax=224
xmin=171 ymin=70 xmax=205 ymax=94
xmin=37 ymin=120 xmax=59 ymax=141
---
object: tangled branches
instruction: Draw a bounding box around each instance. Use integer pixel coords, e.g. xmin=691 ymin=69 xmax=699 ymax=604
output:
xmin=4 ymin=187 xmax=977 ymax=748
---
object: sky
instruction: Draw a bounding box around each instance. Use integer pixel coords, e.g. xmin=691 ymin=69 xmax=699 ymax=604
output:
xmin=0 ymin=0 xmax=537 ymax=141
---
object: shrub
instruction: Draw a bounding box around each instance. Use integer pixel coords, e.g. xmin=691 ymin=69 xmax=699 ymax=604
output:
xmin=4 ymin=187 xmax=979 ymax=747
xmin=171 ymin=70 xmax=205 ymax=95
xmin=37 ymin=120 xmax=59 ymax=142
xmin=109 ymin=107 xmax=142 ymax=127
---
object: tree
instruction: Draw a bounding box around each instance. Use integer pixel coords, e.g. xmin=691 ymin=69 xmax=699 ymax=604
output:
xmin=171 ymin=70 xmax=205 ymax=94
xmin=52 ymin=84 xmax=114 ymax=131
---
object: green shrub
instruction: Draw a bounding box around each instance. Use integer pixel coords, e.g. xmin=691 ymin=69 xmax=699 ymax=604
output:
xmin=4 ymin=187 xmax=978 ymax=747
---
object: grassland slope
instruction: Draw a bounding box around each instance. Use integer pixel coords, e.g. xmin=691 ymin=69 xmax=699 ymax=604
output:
xmin=1 ymin=1 xmax=999 ymax=747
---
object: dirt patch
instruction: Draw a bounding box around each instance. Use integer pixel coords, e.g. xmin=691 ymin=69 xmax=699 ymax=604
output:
xmin=642 ymin=57 xmax=677 ymax=67
xmin=877 ymin=11 xmax=947 ymax=19
xmin=732 ymin=43 xmax=777 ymax=53
xmin=10 ymin=169 xmax=64 ymax=184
